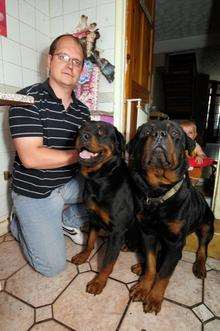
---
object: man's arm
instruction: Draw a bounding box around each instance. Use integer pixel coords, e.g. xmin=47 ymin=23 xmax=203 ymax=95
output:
xmin=13 ymin=137 xmax=78 ymax=169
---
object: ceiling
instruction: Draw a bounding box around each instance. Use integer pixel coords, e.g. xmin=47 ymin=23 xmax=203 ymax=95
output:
xmin=155 ymin=0 xmax=220 ymax=42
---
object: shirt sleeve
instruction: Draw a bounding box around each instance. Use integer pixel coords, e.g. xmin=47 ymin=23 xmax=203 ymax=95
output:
xmin=9 ymin=104 xmax=43 ymax=139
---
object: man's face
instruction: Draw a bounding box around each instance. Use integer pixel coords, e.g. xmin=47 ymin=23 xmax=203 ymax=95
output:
xmin=48 ymin=36 xmax=84 ymax=88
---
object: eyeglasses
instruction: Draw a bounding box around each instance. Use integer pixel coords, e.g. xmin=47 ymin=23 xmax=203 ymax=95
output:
xmin=53 ymin=53 xmax=83 ymax=68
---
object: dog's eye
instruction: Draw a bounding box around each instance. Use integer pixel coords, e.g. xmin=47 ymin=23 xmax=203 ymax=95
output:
xmin=97 ymin=127 xmax=104 ymax=136
xmin=170 ymin=130 xmax=179 ymax=138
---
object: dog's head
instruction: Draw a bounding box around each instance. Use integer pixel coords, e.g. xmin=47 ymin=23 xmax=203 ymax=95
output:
xmin=127 ymin=120 xmax=195 ymax=187
xmin=76 ymin=120 xmax=125 ymax=173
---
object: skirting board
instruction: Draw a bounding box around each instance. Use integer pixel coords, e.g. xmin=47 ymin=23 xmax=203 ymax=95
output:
xmin=0 ymin=218 xmax=9 ymax=236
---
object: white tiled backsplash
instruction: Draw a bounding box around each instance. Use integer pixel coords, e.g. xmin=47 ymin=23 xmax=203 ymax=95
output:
xmin=0 ymin=0 xmax=116 ymax=233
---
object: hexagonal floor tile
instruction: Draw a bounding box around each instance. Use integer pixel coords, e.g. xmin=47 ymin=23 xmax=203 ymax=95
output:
xmin=0 ymin=235 xmax=4 ymax=243
xmin=192 ymin=304 xmax=214 ymax=322
xmin=0 ymin=240 xmax=26 ymax=279
xmin=165 ymin=260 xmax=202 ymax=306
xmin=31 ymin=320 xmax=70 ymax=330
xmin=53 ymin=271 xmax=129 ymax=330
xmin=35 ymin=305 xmax=52 ymax=323
xmin=204 ymin=270 xmax=220 ymax=316
xmin=120 ymin=300 xmax=201 ymax=331
xmin=90 ymin=244 xmax=139 ymax=283
xmin=206 ymin=257 xmax=220 ymax=271
xmin=204 ymin=319 xmax=220 ymax=331
xmin=6 ymin=262 xmax=77 ymax=307
xmin=0 ymin=292 xmax=34 ymax=330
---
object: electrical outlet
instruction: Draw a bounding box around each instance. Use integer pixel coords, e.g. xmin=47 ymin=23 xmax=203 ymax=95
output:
xmin=3 ymin=171 xmax=11 ymax=180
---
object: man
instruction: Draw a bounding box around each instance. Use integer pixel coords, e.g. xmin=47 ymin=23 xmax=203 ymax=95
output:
xmin=9 ymin=34 xmax=90 ymax=277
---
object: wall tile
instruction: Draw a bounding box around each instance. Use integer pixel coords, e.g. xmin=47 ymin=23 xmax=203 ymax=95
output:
xmin=97 ymin=101 xmax=114 ymax=112
xmin=36 ymin=0 xmax=49 ymax=16
xmin=6 ymin=15 xmax=20 ymax=43
xmin=2 ymin=39 xmax=21 ymax=66
xmin=0 ymin=108 xmax=9 ymax=131
xmin=50 ymin=0 xmax=63 ymax=18
xmin=36 ymin=32 xmax=50 ymax=54
xmin=100 ymin=48 xmax=115 ymax=64
xmin=0 ymin=61 xmax=3 ymax=84
xmin=19 ymin=0 xmax=36 ymax=29
xmin=97 ymin=2 xmax=115 ymax=27
xmin=36 ymin=11 xmax=50 ymax=36
xmin=50 ymin=16 xmax=64 ymax=39
xmin=0 ymin=151 xmax=14 ymax=173
xmin=6 ymin=0 xmax=19 ymax=18
xmin=0 ymin=194 xmax=10 ymax=219
xmin=63 ymin=0 xmax=80 ymax=14
xmin=22 ymin=68 xmax=39 ymax=86
xmin=37 ymin=52 xmax=48 ymax=79
xmin=97 ymin=0 xmax=114 ymax=4
xmin=98 ymin=74 xmax=114 ymax=93
xmin=63 ymin=12 xmax=80 ymax=34
xmin=0 ymin=38 xmax=2 ymax=58
xmin=80 ymin=0 xmax=96 ymax=10
xmin=96 ymin=25 xmax=114 ymax=50
xmin=20 ymin=23 xmax=36 ymax=50
xmin=3 ymin=62 xmax=22 ymax=88
xmin=21 ymin=46 xmax=38 ymax=71
xmin=0 ymin=177 xmax=9 ymax=196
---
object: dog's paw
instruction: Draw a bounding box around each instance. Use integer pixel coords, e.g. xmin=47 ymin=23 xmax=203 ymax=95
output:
xmin=131 ymin=263 xmax=144 ymax=275
xmin=86 ymin=277 xmax=107 ymax=295
xmin=71 ymin=251 xmax=90 ymax=265
xmin=143 ymin=296 xmax=162 ymax=315
xmin=193 ymin=260 xmax=207 ymax=279
xmin=129 ymin=282 xmax=151 ymax=302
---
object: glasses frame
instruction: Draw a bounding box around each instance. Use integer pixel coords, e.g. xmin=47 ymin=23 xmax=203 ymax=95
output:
xmin=53 ymin=52 xmax=83 ymax=69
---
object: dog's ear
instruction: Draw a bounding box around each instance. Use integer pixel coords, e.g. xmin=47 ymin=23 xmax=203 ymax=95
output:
xmin=114 ymin=128 xmax=125 ymax=155
xmin=126 ymin=124 xmax=145 ymax=156
xmin=184 ymin=132 xmax=196 ymax=155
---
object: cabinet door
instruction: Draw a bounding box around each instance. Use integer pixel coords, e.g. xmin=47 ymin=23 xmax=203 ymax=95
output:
xmin=125 ymin=0 xmax=155 ymax=138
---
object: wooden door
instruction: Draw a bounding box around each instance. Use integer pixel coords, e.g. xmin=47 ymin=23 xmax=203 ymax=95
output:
xmin=125 ymin=0 xmax=155 ymax=139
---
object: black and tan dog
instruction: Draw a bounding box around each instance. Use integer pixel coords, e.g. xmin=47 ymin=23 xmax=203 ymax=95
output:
xmin=71 ymin=120 xmax=134 ymax=295
xmin=127 ymin=120 xmax=214 ymax=314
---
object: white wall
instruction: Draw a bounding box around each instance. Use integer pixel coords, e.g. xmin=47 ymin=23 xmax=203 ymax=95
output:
xmin=49 ymin=0 xmax=115 ymax=113
xmin=0 ymin=0 xmax=116 ymax=234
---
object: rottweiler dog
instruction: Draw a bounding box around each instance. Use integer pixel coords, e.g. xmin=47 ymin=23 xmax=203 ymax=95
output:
xmin=71 ymin=120 xmax=134 ymax=295
xmin=127 ymin=120 xmax=214 ymax=314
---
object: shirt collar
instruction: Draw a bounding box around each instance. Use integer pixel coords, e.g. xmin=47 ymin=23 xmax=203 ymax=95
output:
xmin=41 ymin=78 xmax=78 ymax=107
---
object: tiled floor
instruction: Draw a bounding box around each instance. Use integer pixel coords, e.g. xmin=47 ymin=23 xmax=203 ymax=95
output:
xmin=0 ymin=233 xmax=220 ymax=331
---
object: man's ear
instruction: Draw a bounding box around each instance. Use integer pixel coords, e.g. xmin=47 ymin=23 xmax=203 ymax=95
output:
xmin=47 ymin=54 xmax=52 ymax=74
xmin=184 ymin=132 xmax=196 ymax=155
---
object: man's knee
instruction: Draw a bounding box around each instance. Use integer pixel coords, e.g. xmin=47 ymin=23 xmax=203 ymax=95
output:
xmin=33 ymin=256 xmax=67 ymax=277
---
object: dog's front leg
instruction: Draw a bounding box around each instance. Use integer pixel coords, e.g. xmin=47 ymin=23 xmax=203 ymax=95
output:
xmin=143 ymin=244 xmax=183 ymax=314
xmin=130 ymin=233 xmax=157 ymax=302
xmin=86 ymin=232 xmax=123 ymax=295
xmin=71 ymin=227 xmax=99 ymax=265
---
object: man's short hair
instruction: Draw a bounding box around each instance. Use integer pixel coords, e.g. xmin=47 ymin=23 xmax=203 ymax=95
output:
xmin=49 ymin=34 xmax=85 ymax=58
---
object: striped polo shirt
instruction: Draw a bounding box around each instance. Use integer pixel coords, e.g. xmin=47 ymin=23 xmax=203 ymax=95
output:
xmin=9 ymin=79 xmax=90 ymax=198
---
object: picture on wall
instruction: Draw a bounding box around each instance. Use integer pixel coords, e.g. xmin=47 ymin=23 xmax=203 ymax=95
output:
xmin=0 ymin=0 xmax=7 ymax=37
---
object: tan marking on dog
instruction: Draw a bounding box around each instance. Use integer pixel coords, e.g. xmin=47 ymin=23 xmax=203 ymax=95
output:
xmin=87 ymin=200 xmax=110 ymax=225
xmin=168 ymin=219 xmax=184 ymax=235
xmin=142 ymin=251 xmax=157 ymax=286
xmin=146 ymin=167 xmax=179 ymax=188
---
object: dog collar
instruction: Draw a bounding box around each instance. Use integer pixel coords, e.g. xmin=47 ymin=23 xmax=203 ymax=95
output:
xmin=145 ymin=177 xmax=185 ymax=205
